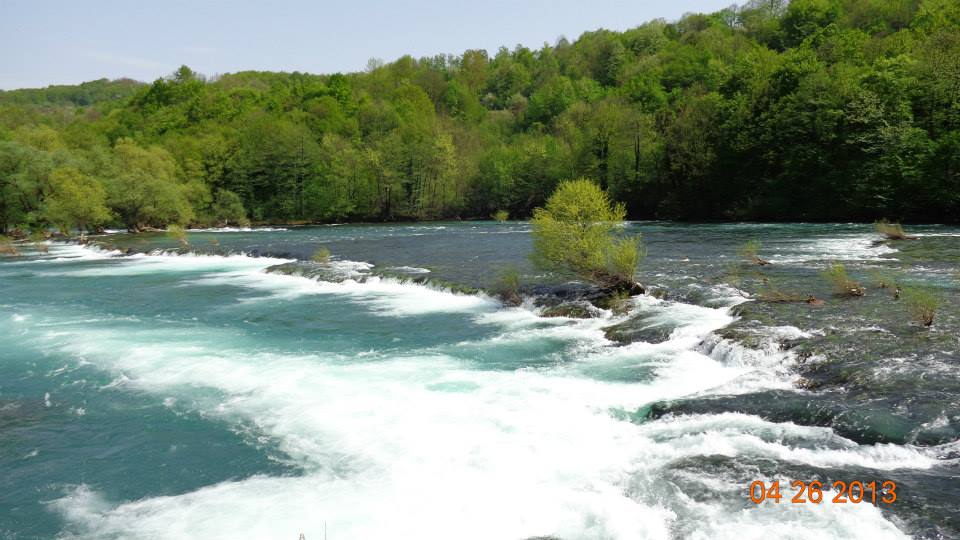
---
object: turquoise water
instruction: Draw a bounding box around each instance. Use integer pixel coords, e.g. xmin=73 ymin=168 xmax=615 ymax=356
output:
xmin=1 ymin=222 xmax=958 ymax=539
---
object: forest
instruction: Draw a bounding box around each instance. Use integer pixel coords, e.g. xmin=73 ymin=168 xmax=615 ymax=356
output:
xmin=1 ymin=0 xmax=959 ymax=233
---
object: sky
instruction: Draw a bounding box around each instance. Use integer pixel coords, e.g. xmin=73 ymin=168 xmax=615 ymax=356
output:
xmin=0 ymin=0 xmax=735 ymax=90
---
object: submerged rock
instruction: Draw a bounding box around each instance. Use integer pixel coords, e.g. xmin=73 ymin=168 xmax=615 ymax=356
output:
xmin=266 ymin=261 xmax=348 ymax=283
xmin=540 ymin=302 xmax=598 ymax=319
xmin=526 ymin=280 xmax=645 ymax=311
xmin=643 ymin=390 xmax=958 ymax=446
xmin=602 ymin=313 xmax=677 ymax=344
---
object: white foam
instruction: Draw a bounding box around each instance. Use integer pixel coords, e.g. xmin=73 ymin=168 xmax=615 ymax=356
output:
xmin=639 ymin=413 xmax=936 ymax=470
xmin=912 ymin=232 xmax=960 ymax=237
xmin=387 ymin=265 xmax=431 ymax=274
xmin=183 ymin=226 xmax=290 ymax=232
xmin=683 ymin=496 xmax=908 ymax=539
xmin=10 ymin=244 xmax=922 ymax=539
xmin=770 ymin=234 xmax=897 ymax=264
xmin=28 ymin=306 xmax=923 ymax=540
xmin=327 ymin=259 xmax=374 ymax=278
xmin=192 ymin=268 xmax=495 ymax=316
xmin=47 ymin=250 xmax=292 ymax=277
xmin=41 ymin=243 xmax=123 ymax=262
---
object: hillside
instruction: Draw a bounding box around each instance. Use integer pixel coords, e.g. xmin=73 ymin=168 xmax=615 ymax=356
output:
xmin=1 ymin=0 xmax=959 ymax=233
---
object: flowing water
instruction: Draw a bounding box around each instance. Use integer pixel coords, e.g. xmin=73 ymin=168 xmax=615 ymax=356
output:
xmin=1 ymin=222 xmax=958 ymax=540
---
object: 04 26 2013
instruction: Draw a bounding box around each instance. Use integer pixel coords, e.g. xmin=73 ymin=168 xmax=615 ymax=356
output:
xmin=749 ymin=480 xmax=897 ymax=505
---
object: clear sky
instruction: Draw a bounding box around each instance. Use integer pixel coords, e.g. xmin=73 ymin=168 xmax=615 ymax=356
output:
xmin=0 ymin=0 xmax=736 ymax=90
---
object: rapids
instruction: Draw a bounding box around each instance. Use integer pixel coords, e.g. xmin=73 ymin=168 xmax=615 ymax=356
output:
xmin=1 ymin=222 xmax=958 ymax=539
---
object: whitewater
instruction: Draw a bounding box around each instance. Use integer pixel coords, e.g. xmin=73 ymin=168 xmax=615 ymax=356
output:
xmin=2 ymin=222 xmax=958 ymax=540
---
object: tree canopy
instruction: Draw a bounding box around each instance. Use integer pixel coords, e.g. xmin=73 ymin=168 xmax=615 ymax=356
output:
xmin=2 ymin=0 xmax=959 ymax=234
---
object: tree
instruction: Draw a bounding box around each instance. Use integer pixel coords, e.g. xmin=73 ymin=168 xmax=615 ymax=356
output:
xmin=106 ymin=139 xmax=193 ymax=230
xmin=1 ymin=0 xmax=959 ymax=226
xmin=42 ymin=167 xmax=111 ymax=235
xmin=210 ymin=189 xmax=248 ymax=226
xmin=531 ymin=178 xmax=643 ymax=291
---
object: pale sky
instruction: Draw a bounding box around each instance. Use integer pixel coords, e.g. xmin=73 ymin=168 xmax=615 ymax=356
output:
xmin=0 ymin=0 xmax=736 ymax=90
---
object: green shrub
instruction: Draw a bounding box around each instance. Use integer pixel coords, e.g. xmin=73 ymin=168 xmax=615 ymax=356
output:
xmin=738 ymin=239 xmax=770 ymax=265
xmin=311 ymin=247 xmax=331 ymax=264
xmin=821 ymin=263 xmax=865 ymax=297
xmin=875 ymin=219 xmax=912 ymax=240
xmin=492 ymin=210 xmax=509 ymax=223
xmin=901 ymin=286 xmax=938 ymax=327
xmin=531 ymin=178 xmax=643 ymax=291
xmin=491 ymin=265 xmax=522 ymax=306
xmin=606 ymin=237 xmax=645 ymax=282
xmin=0 ymin=235 xmax=19 ymax=256
xmin=166 ymin=224 xmax=189 ymax=246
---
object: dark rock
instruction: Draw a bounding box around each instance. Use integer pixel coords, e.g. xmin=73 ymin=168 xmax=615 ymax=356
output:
xmin=541 ymin=302 xmax=597 ymax=319
xmin=602 ymin=314 xmax=676 ymax=344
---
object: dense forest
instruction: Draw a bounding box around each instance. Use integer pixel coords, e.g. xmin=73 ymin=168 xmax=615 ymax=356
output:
xmin=1 ymin=0 xmax=959 ymax=233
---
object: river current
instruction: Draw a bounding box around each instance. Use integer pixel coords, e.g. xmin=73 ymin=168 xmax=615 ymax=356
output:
xmin=1 ymin=222 xmax=958 ymax=539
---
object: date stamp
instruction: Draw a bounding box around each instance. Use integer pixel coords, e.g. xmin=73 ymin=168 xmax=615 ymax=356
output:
xmin=749 ymin=480 xmax=897 ymax=505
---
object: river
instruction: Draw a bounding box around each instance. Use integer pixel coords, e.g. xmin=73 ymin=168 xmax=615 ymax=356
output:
xmin=1 ymin=222 xmax=958 ymax=539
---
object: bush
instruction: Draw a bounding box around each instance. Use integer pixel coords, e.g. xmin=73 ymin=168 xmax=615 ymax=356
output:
xmin=531 ymin=178 xmax=643 ymax=291
xmin=738 ymin=239 xmax=770 ymax=265
xmin=821 ymin=263 xmax=865 ymax=296
xmin=901 ymin=286 xmax=938 ymax=327
xmin=0 ymin=235 xmax=19 ymax=256
xmin=166 ymin=224 xmax=189 ymax=246
xmin=311 ymin=247 xmax=331 ymax=263
xmin=491 ymin=265 xmax=522 ymax=306
xmin=492 ymin=210 xmax=509 ymax=223
xmin=875 ymin=219 xmax=913 ymax=240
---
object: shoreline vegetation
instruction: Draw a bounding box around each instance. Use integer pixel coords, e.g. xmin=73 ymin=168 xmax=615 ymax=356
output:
xmin=2 ymin=216 xmax=942 ymax=329
xmin=2 ymin=0 xmax=960 ymax=236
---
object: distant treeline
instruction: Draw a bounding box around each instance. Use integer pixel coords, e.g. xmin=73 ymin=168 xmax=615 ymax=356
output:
xmin=1 ymin=0 xmax=959 ymax=233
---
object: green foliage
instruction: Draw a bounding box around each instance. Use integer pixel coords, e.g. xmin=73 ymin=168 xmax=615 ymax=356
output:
xmin=900 ymin=286 xmax=939 ymax=326
xmin=42 ymin=167 xmax=111 ymax=235
xmin=0 ymin=78 xmax=144 ymax=106
xmin=531 ymin=178 xmax=642 ymax=289
xmin=0 ymin=235 xmax=18 ymax=256
xmin=821 ymin=263 xmax=866 ymax=296
xmin=107 ymin=139 xmax=193 ymax=231
xmin=210 ymin=190 xmax=248 ymax=226
xmin=739 ymin=240 xmax=760 ymax=261
xmin=491 ymin=265 xmax=522 ymax=306
xmin=166 ymin=224 xmax=189 ymax=246
xmin=874 ymin=219 xmax=910 ymax=240
xmin=738 ymin=239 xmax=771 ymax=265
xmin=2 ymin=0 xmax=960 ymax=230
xmin=606 ymin=236 xmax=644 ymax=282
xmin=311 ymin=247 xmax=331 ymax=264
xmin=492 ymin=210 xmax=509 ymax=222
